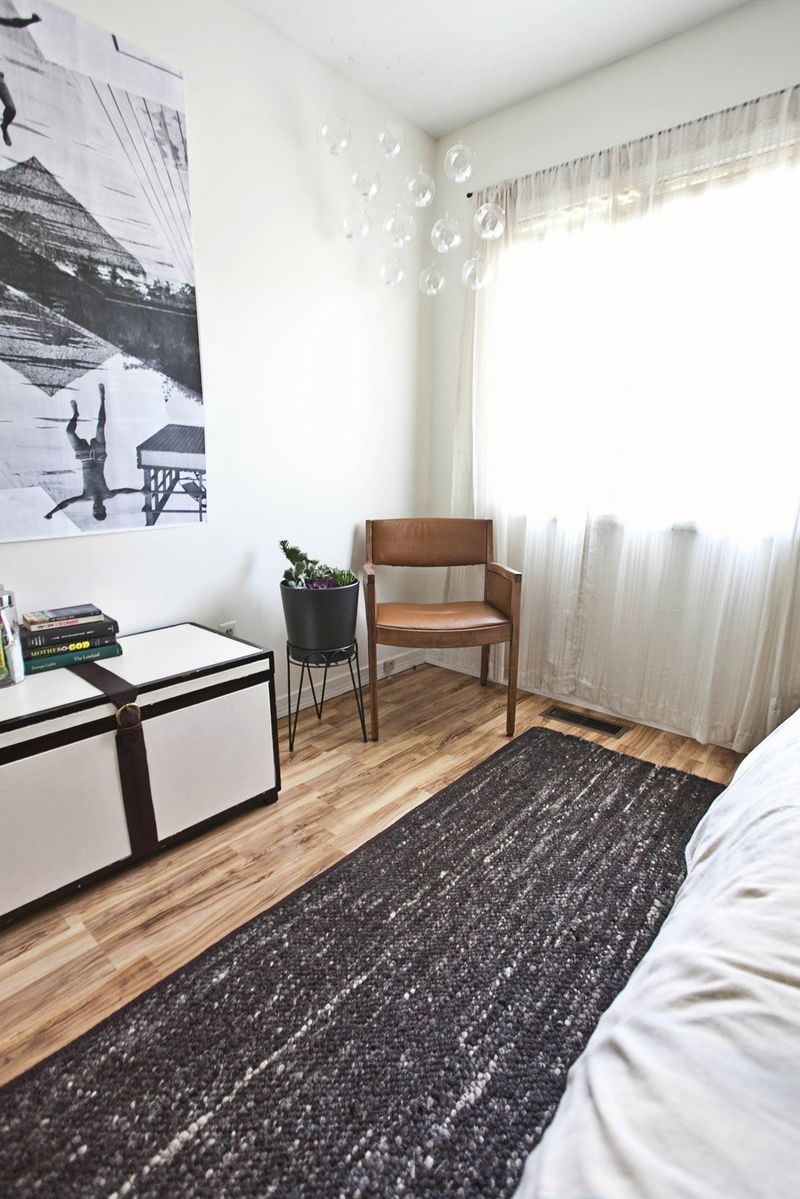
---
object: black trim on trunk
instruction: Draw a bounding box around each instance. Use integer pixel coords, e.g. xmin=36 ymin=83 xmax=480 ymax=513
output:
xmin=0 ymin=787 xmax=279 ymax=929
xmin=267 ymin=668 xmax=282 ymax=792
xmin=0 ymin=624 xmax=274 ymax=737
xmin=0 ymin=671 xmax=274 ymax=767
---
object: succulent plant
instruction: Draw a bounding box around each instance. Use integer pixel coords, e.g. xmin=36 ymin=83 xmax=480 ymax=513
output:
xmin=279 ymin=540 xmax=357 ymax=589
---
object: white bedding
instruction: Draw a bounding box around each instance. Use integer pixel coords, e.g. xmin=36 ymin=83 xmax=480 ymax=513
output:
xmin=515 ymin=708 xmax=800 ymax=1199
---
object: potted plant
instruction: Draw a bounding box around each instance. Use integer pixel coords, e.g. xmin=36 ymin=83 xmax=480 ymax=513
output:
xmin=279 ymin=540 xmax=359 ymax=658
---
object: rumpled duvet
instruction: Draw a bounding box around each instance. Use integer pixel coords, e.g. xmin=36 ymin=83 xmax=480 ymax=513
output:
xmin=515 ymin=708 xmax=800 ymax=1199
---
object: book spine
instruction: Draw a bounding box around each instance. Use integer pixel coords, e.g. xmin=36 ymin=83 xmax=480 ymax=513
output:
xmin=24 ymin=635 xmax=118 ymax=659
xmin=21 ymin=619 xmax=119 ymax=648
xmin=22 ymin=605 xmax=102 ymax=625
xmin=22 ymin=613 xmax=107 ymax=631
xmin=23 ymin=643 xmax=123 ymax=675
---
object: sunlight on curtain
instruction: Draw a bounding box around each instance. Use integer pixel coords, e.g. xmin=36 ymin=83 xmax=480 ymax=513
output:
xmin=449 ymin=88 xmax=800 ymax=752
xmin=483 ymin=168 xmax=800 ymax=544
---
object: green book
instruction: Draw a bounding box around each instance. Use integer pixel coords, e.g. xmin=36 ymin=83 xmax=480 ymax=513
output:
xmin=23 ymin=642 xmax=122 ymax=675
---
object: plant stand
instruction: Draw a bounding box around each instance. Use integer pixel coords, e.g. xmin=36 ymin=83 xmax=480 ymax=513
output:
xmin=286 ymin=640 xmax=367 ymax=752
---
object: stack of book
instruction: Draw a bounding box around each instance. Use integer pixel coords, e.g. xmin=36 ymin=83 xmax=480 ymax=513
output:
xmin=20 ymin=604 xmax=122 ymax=675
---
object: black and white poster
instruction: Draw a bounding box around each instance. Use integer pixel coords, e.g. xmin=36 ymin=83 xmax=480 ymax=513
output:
xmin=0 ymin=1 xmax=205 ymax=542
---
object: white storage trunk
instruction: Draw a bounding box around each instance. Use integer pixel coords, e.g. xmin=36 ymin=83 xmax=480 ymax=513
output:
xmin=0 ymin=623 xmax=280 ymax=923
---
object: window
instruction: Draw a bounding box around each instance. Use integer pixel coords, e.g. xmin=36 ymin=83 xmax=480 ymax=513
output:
xmin=483 ymin=166 xmax=800 ymax=546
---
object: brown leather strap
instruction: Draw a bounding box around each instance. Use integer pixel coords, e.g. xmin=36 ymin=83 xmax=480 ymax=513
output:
xmin=69 ymin=661 xmax=159 ymax=859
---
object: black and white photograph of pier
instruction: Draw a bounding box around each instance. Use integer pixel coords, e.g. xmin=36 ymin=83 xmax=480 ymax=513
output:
xmin=0 ymin=0 xmax=205 ymax=541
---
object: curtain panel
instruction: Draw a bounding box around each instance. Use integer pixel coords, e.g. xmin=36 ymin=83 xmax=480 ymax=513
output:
xmin=446 ymin=85 xmax=800 ymax=753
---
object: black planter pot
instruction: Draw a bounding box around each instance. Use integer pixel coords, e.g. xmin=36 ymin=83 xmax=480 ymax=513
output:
xmin=280 ymin=580 xmax=360 ymax=657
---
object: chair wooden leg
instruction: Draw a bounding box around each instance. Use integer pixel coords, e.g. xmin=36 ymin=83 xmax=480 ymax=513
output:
xmin=506 ymin=631 xmax=520 ymax=737
xmin=480 ymin=645 xmax=490 ymax=686
xmin=367 ymin=629 xmax=379 ymax=741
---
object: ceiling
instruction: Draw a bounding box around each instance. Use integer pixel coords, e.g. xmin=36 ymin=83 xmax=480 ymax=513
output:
xmin=241 ymin=0 xmax=753 ymax=137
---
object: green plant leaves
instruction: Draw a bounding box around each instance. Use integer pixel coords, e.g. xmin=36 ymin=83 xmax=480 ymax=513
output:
xmin=279 ymin=540 xmax=357 ymax=588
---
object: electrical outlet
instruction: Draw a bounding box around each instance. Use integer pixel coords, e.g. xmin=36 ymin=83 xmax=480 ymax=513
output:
xmin=219 ymin=620 xmax=237 ymax=638
xmin=383 ymin=658 xmax=395 ymax=677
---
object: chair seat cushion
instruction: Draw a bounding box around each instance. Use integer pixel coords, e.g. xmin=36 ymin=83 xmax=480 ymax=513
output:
xmin=376 ymin=601 xmax=510 ymax=635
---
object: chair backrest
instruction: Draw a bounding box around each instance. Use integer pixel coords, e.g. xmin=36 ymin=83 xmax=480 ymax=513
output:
xmin=367 ymin=518 xmax=493 ymax=567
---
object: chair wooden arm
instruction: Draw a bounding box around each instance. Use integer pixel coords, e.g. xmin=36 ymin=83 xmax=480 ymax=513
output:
xmin=363 ymin=561 xmax=377 ymax=617
xmin=485 ymin=561 xmax=522 ymax=620
xmin=486 ymin=562 xmax=520 ymax=583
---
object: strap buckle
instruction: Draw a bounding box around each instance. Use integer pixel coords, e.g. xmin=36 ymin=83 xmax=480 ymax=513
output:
xmin=116 ymin=702 xmax=142 ymax=729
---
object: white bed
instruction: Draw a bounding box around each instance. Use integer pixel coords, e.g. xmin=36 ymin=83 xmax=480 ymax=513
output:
xmin=515 ymin=708 xmax=800 ymax=1199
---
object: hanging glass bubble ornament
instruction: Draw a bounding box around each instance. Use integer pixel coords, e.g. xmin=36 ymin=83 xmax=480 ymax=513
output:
xmin=351 ymin=162 xmax=381 ymax=203
xmin=474 ymin=201 xmax=505 ymax=240
xmin=443 ymin=141 xmax=476 ymax=183
xmin=430 ymin=212 xmax=462 ymax=254
xmin=461 ymin=256 xmax=491 ymax=290
xmin=406 ymin=165 xmax=435 ymax=208
xmin=376 ymin=119 xmax=404 ymax=159
xmin=382 ymin=204 xmax=416 ymax=247
xmin=379 ymin=253 xmax=406 ymax=287
xmin=418 ymin=262 xmax=446 ymax=297
xmin=316 ymin=113 xmax=350 ymax=157
xmin=342 ymin=204 xmax=371 ymax=241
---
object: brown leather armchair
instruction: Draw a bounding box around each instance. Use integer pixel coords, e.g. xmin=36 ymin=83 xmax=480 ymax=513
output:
xmin=364 ymin=518 xmax=522 ymax=741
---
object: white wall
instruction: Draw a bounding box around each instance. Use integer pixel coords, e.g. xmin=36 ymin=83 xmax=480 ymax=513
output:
xmin=6 ymin=0 xmax=799 ymax=715
xmin=1 ymin=0 xmax=435 ymax=709
xmin=427 ymin=0 xmax=800 ymax=514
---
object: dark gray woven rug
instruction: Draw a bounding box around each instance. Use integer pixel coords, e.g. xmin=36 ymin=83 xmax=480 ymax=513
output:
xmin=0 ymin=729 xmax=723 ymax=1198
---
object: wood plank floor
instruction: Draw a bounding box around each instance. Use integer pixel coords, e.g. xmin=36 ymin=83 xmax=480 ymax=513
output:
xmin=0 ymin=664 xmax=741 ymax=1086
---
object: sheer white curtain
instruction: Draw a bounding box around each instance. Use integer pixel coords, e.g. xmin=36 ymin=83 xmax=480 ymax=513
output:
xmin=448 ymin=86 xmax=800 ymax=752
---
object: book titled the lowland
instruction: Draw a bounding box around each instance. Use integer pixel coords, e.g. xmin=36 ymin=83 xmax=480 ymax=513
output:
xmin=22 ymin=604 xmax=104 ymax=631
xmin=21 ymin=618 xmax=119 ymax=649
xmin=23 ymin=642 xmax=123 ymax=676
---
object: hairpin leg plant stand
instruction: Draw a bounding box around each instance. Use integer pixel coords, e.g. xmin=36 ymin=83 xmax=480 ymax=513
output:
xmin=286 ymin=641 xmax=367 ymax=751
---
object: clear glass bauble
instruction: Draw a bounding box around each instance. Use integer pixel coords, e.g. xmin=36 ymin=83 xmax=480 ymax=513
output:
xmin=376 ymin=119 xmax=404 ymax=159
xmin=405 ymin=165 xmax=435 ymax=208
xmin=379 ymin=253 xmax=406 ymax=286
xmin=430 ymin=212 xmax=462 ymax=254
xmin=342 ymin=204 xmax=371 ymax=241
xmin=461 ymin=256 xmax=491 ymax=290
xmin=474 ymin=201 xmax=505 ymax=240
xmin=382 ymin=204 xmax=416 ymax=247
xmin=418 ymin=263 xmax=446 ymax=297
xmin=351 ymin=162 xmax=381 ymax=202
xmin=443 ymin=141 xmax=476 ymax=182
xmin=316 ymin=113 xmax=350 ymax=157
